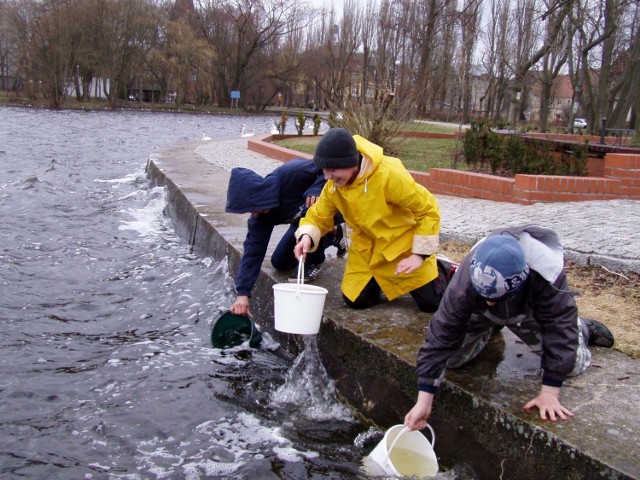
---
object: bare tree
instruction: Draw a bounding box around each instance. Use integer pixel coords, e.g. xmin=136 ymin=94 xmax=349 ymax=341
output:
xmin=9 ymin=0 xmax=85 ymax=107
xmin=606 ymin=1 xmax=640 ymax=130
xmin=507 ymin=0 xmax=571 ymax=129
xmin=477 ymin=0 xmax=512 ymax=122
xmin=537 ymin=0 xmax=570 ymax=131
xmin=459 ymin=0 xmax=482 ymax=123
xmin=0 ymin=0 xmax=21 ymax=92
xmin=195 ymin=0 xmax=310 ymax=108
xmin=87 ymin=0 xmax=158 ymax=108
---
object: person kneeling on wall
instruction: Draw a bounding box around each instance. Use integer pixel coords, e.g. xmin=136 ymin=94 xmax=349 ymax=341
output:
xmin=294 ymin=127 xmax=456 ymax=312
xmin=226 ymin=159 xmax=346 ymax=318
xmin=404 ymin=224 xmax=615 ymax=429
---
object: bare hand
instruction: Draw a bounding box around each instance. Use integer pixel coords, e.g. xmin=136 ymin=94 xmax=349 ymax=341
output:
xmin=395 ymin=253 xmax=424 ymax=275
xmin=404 ymin=391 xmax=434 ymax=431
xmin=523 ymin=386 xmax=573 ymax=421
xmin=294 ymin=235 xmax=312 ymax=261
xmin=230 ymin=296 xmax=252 ymax=317
xmin=305 ymin=195 xmax=318 ymax=208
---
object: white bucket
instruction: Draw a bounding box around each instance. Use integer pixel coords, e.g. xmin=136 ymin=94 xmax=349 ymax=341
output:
xmin=367 ymin=424 xmax=439 ymax=478
xmin=272 ymin=258 xmax=328 ymax=335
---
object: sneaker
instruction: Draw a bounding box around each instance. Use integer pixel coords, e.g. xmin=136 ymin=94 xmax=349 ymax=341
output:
xmin=582 ymin=317 xmax=614 ymax=348
xmin=333 ymin=223 xmax=349 ymax=258
xmin=288 ymin=263 xmax=322 ymax=283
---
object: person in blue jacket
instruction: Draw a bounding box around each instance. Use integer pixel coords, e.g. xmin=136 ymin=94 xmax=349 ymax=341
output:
xmin=225 ymin=158 xmax=346 ymax=317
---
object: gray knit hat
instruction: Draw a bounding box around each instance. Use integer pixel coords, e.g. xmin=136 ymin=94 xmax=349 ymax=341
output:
xmin=313 ymin=128 xmax=360 ymax=169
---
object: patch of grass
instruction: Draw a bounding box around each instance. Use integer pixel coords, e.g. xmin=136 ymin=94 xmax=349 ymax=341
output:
xmin=275 ymin=135 xmax=467 ymax=173
xmin=392 ymin=137 xmax=468 ymax=171
xmin=276 ymin=137 xmax=318 ymax=156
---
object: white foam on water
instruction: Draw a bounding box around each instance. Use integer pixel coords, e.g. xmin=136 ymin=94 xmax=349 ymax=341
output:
xmin=95 ymin=171 xmax=145 ymax=185
xmin=118 ymin=188 xmax=167 ymax=239
xmin=176 ymin=412 xmax=315 ymax=478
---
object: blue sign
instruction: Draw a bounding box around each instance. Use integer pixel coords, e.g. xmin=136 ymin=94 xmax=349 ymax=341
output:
xmin=230 ymin=90 xmax=241 ymax=99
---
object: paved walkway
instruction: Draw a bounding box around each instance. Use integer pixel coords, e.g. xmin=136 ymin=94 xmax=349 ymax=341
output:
xmin=196 ymin=138 xmax=640 ymax=272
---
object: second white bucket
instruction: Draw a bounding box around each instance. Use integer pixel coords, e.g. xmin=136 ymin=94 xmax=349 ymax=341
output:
xmin=272 ymin=258 xmax=328 ymax=334
xmin=367 ymin=424 xmax=439 ymax=478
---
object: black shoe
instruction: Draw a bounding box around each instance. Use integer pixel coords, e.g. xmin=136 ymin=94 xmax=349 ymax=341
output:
xmin=333 ymin=223 xmax=349 ymax=258
xmin=288 ymin=264 xmax=322 ymax=283
xmin=583 ymin=317 xmax=614 ymax=348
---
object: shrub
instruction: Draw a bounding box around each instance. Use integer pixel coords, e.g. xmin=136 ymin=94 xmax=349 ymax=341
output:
xmin=463 ymin=122 xmax=589 ymax=176
xmin=295 ymin=111 xmax=306 ymax=136
xmin=313 ymin=114 xmax=321 ymax=135
xmin=277 ymin=110 xmax=288 ymax=136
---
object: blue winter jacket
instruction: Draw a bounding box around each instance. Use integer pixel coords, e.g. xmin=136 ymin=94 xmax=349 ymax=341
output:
xmin=225 ymin=158 xmax=326 ymax=297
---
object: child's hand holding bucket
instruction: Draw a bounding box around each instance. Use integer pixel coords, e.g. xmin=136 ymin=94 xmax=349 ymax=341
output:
xmin=294 ymin=234 xmax=312 ymax=262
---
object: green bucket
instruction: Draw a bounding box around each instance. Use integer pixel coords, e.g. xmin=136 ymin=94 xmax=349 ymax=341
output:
xmin=210 ymin=310 xmax=262 ymax=349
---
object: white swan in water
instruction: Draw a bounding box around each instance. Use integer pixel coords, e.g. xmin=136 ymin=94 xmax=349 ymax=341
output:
xmin=241 ymin=124 xmax=254 ymax=138
xmin=202 ymin=132 xmax=212 ymax=141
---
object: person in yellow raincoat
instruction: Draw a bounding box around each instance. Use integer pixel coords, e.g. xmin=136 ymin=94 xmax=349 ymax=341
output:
xmin=293 ymin=128 xmax=452 ymax=312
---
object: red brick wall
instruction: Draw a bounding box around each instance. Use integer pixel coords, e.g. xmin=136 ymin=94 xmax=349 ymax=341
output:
xmin=248 ymin=135 xmax=640 ymax=203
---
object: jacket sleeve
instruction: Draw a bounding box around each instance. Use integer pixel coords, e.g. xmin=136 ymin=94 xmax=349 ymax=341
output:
xmin=384 ymin=169 xmax=440 ymax=256
xmin=531 ymin=270 xmax=580 ymax=387
xmin=416 ymin=255 xmax=478 ymax=392
xmin=296 ymin=184 xmax=337 ymax=252
xmin=303 ymin=172 xmax=327 ymax=199
xmin=235 ymin=215 xmax=275 ymax=297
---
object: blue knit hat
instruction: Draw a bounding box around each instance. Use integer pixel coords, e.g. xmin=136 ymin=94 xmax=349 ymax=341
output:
xmin=313 ymin=128 xmax=360 ymax=169
xmin=470 ymin=235 xmax=529 ymax=300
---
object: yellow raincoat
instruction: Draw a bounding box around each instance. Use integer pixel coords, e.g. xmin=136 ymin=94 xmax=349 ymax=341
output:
xmin=296 ymin=135 xmax=441 ymax=302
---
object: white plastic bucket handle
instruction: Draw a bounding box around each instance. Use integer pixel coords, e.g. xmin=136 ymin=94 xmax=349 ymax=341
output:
xmin=295 ymin=256 xmax=305 ymax=296
xmin=384 ymin=424 xmax=436 ymax=465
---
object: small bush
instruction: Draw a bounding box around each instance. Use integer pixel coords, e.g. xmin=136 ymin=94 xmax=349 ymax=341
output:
xmin=295 ymin=111 xmax=306 ymax=136
xmin=463 ymin=121 xmax=589 ymax=176
xmin=313 ymin=114 xmax=321 ymax=135
xmin=277 ymin=110 xmax=288 ymax=136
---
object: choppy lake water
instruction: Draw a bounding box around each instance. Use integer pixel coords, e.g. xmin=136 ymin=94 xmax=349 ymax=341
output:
xmin=0 ymin=107 xmax=382 ymax=479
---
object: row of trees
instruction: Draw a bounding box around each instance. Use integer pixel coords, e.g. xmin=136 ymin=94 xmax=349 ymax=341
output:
xmin=0 ymin=0 xmax=638 ymax=133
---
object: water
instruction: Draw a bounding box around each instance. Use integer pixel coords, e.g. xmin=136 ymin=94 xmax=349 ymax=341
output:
xmin=389 ymin=448 xmax=438 ymax=478
xmin=0 ymin=107 xmax=379 ymax=478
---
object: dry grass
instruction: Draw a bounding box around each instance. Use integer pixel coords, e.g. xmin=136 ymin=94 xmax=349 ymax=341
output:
xmin=440 ymin=240 xmax=640 ymax=358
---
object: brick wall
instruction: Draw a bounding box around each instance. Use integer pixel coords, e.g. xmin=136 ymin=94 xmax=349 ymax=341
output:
xmin=247 ymin=135 xmax=640 ymax=204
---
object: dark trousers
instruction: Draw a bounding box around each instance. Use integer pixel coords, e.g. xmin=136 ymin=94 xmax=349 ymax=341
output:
xmin=342 ymin=258 xmax=452 ymax=312
xmin=271 ymin=214 xmax=343 ymax=272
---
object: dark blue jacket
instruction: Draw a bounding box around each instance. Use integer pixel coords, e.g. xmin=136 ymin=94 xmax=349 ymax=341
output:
xmin=225 ymin=158 xmax=326 ymax=297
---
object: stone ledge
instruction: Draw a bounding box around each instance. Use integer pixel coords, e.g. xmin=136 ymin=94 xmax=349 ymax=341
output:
xmin=145 ymin=142 xmax=640 ymax=479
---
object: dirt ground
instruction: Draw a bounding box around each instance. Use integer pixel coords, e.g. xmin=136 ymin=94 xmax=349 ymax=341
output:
xmin=439 ymin=240 xmax=640 ymax=358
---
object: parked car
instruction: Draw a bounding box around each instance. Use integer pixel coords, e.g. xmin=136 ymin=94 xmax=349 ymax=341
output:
xmin=573 ymin=118 xmax=588 ymax=129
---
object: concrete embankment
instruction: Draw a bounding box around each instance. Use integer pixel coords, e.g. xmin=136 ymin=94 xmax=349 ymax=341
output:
xmin=146 ymin=140 xmax=639 ymax=480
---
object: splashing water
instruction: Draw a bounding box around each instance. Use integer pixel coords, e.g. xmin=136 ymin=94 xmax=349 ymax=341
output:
xmin=272 ymin=336 xmax=354 ymax=421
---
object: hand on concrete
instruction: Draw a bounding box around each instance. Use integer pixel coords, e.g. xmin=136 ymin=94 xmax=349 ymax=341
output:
xmin=523 ymin=386 xmax=574 ymax=421
xmin=404 ymin=391 xmax=434 ymax=431
xmin=395 ymin=253 xmax=424 ymax=275
xmin=294 ymin=235 xmax=312 ymax=262
xmin=230 ymin=295 xmax=252 ymax=317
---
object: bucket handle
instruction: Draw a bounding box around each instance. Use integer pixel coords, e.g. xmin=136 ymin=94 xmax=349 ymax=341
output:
xmin=384 ymin=424 xmax=436 ymax=464
xmin=295 ymin=256 xmax=305 ymax=297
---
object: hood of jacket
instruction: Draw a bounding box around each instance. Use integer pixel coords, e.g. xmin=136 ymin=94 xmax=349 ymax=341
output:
xmin=225 ymin=167 xmax=280 ymax=214
xmin=479 ymin=224 xmax=564 ymax=284
xmin=353 ymin=135 xmax=383 ymax=183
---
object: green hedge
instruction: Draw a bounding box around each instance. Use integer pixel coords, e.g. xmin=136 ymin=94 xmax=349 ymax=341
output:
xmin=463 ymin=122 xmax=588 ymax=176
